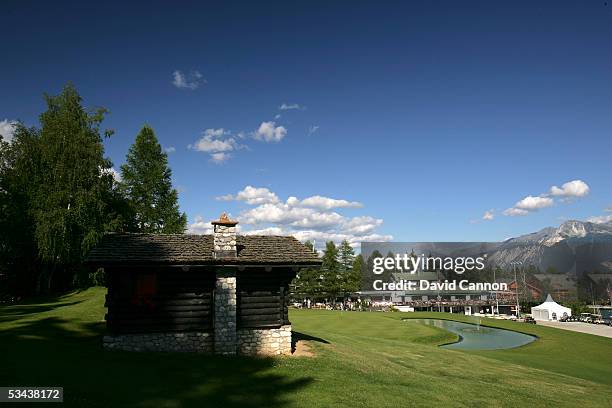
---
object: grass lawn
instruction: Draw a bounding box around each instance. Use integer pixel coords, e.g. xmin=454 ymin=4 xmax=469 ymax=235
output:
xmin=1 ymin=287 xmax=611 ymax=407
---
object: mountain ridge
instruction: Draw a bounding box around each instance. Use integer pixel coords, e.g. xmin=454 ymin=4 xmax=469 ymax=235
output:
xmin=489 ymin=219 xmax=612 ymax=276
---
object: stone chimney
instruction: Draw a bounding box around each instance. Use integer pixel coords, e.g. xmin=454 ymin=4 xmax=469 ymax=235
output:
xmin=211 ymin=212 xmax=238 ymax=259
xmin=211 ymin=212 xmax=239 ymax=354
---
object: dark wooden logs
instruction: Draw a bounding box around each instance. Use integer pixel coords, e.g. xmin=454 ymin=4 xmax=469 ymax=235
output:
xmin=236 ymin=269 xmax=295 ymax=328
xmin=105 ymin=266 xmax=297 ymax=333
xmin=106 ymin=268 xmax=215 ymax=334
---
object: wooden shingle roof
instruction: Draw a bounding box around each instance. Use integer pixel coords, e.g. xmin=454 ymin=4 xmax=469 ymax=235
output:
xmin=86 ymin=233 xmax=321 ymax=266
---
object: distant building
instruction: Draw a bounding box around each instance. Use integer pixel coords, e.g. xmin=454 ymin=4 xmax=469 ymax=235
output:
xmin=532 ymin=274 xmax=576 ymax=302
xmin=506 ymin=278 xmax=543 ymax=300
xmin=586 ymin=273 xmax=612 ymax=303
xmin=361 ymin=272 xmax=501 ymax=315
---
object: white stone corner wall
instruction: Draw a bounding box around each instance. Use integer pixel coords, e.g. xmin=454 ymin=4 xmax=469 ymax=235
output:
xmin=214 ymin=275 xmax=237 ymax=354
xmin=102 ymin=332 xmax=213 ymax=352
xmin=237 ymin=325 xmax=292 ymax=356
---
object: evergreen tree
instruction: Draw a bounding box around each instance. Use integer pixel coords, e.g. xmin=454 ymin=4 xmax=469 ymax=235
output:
xmin=0 ymin=124 xmax=42 ymax=294
xmin=321 ymin=241 xmax=341 ymax=300
xmin=120 ymin=125 xmax=186 ymax=233
xmin=363 ymin=250 xmax=383 ymax=291
xmin=338 ymin=240 xmax=355 ymax=273
xmin=348 ymin=254 xmax=364 ymax=293
xmin=385 ymin=251 xmax=397 ymax=282
xmin=338 ymin=240 xmax=356 ymax=298
xmin=304 ymin=240 xmax=315 ymax=253
xmin=292 ymin=268 xmax=323 ymax=302
xmin=290 ymin=240 xmax=322 ymax=301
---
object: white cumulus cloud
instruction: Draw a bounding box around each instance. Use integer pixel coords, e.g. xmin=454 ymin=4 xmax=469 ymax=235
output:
xmin=502 ymin=194 xmax=553 ymax=217
xmin=501 ymin=180 xmax=589 ymax=218
xmin=341 ymin=216 xmax=383 ymax=234
xmin=188 ymin=215 xmax=214 ymax=234
xmin=217 ymin=186 xmax=279 ymax=205
xmin=242 ymin=226 xmax=285 ymax=236
xmin=587 ymin=215 xmax=612 ymax=224
xmin=214 ymin=186 xmax=392 ymax=250
xmin=502 ymin=208 xmax=529 ymax=217
xmin=291 ymin=195 xmax=362 ymax=211
xmin=482 ymin=210 xmax=494 ymax=221
xmin=172 ymin=70 xmax=205 ymax=90
xmin=586 ymin=205 xmax=612 ymax=224
xmin=550 ymin=179 xmax=590 ymax=198
xmin=189 ymin=128 xmax=240 ymax=163
xmin=254 ymin=121 xmax=287 ymax=142
xmin=514 ymin=195 xmax=554 ymax=210
xmin=279 ymin=103 xmax=305 ymax=111
xmin=240 ymin=203 xmax=314 ymax=225
xmin=210 ymin=152 xmax=231 ymax=163
xmin=0 ymin=119 xmax=17 ymax=143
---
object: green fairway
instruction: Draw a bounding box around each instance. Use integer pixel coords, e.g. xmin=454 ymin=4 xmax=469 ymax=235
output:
xmin=1 ymin=288 xmax=611 ymax=407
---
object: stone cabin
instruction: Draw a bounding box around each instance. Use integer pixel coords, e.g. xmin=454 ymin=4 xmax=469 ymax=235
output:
xmin=86 ymin=213 xmax=321 ymax=355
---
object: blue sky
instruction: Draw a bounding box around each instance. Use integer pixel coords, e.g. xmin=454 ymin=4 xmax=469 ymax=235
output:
xmin=1 ymin=1 xmax=612 ymax=247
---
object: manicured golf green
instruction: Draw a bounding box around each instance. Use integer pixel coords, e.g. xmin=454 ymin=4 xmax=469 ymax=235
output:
xmin=1 ymin=287 xmax=611 ymax=407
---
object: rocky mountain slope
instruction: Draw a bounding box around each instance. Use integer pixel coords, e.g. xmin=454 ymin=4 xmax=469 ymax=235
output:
xmin=488 ymin=220 xmax=612 ymax=276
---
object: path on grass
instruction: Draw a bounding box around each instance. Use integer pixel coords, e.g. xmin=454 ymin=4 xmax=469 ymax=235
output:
xmin=537 ymin=320 xmax=612 ymax=338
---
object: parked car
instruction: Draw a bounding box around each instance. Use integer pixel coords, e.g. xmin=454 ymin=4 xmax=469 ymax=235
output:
xmin=559 ymin=315 xmax=569 ymax=322
xmin=523 ymin=316 xmax=536 ymax=324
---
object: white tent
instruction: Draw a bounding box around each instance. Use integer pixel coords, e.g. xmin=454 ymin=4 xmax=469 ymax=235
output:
xmin=531 ymin=294 xmax=572 ymax=321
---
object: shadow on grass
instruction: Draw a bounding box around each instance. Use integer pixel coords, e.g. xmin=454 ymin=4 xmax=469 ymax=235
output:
xmin=4 ymin=289 xmax=89 ymax=305
xmin=0 ymin=316 xmax=314 ymax=407
xmin=291 ymin=331 xmax=330 ymax=354
xmin=292 ymin=331 xmax=329 ymax=344
xmin=0 ymin=301 xmax=83 ymax=321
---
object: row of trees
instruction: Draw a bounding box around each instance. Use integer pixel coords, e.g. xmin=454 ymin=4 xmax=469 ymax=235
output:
xmin=0 ymin=84 xmax=186 ymax=295
xmin=291 ymin=240 xmax=363 ymax=302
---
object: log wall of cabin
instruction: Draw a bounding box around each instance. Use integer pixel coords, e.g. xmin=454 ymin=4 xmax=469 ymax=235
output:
xmin=105 ymin=266 xmax=215 ymax=334
xmin=236 ymin=269 xmax=294 ymax=328
xmin=105 ymin=266 xmax=297 ymax=335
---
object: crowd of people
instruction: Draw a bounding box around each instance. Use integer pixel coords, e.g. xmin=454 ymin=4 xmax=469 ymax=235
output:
xmin=293 ymin=297 xmax=498 ymax=311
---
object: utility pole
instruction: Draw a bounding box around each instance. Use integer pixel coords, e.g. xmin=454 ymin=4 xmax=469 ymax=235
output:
xmin=511 ymin=261 xmax=523 ymax=318
xmin=493 ymin=266 xmax=499 ymax=315
xmin=437 ymin=267 xmax=441 ymax=312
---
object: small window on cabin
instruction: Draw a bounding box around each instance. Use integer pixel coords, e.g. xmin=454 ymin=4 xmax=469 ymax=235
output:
xmin=131 ymin=273 xmax=157 ymax=310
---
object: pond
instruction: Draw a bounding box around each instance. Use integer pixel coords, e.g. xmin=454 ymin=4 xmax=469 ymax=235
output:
xmin=406 ymin=318 xmax=537 ymax=350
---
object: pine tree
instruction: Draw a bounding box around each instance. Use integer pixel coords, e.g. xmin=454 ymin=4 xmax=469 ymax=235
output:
xmin=363 ymin=250 xmax=383 ymax=291
xmin=338 ymin=240 xmax=355 ymax=273
xmin=304 ymin=240 xmax=316 ymax=253
xmin=120 ymin=125 xmax=186 ymax=233
xmin=338 ymin=240 xmax=355 ymax=298
xmin=290 ymin=240 xmax=321 ymax=301
xmin=321 ymin=241 xmax=340 ymax=301
xmin=348 ymin=254 xmax=364 ymax=293
xmin=385 ymin=251 xmax=397 ymax=283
